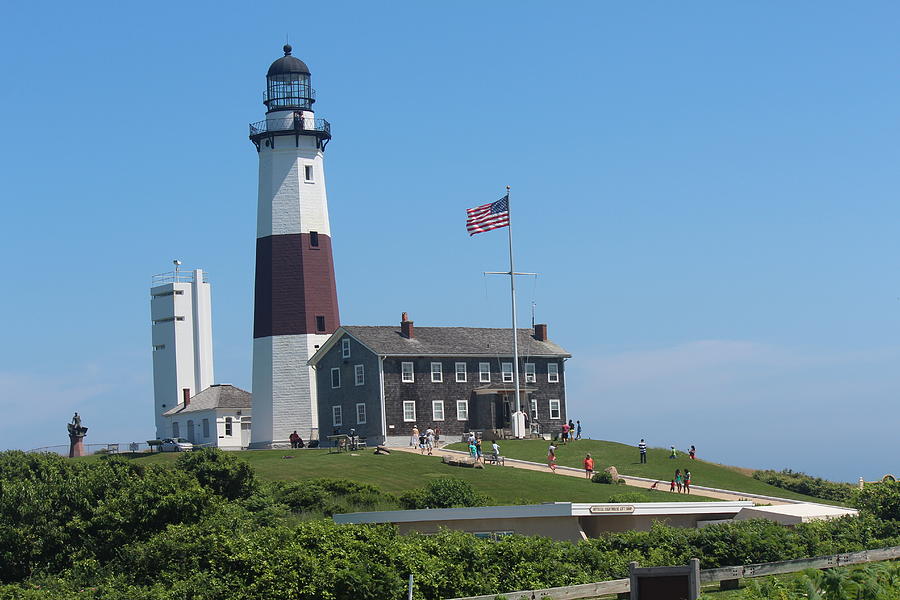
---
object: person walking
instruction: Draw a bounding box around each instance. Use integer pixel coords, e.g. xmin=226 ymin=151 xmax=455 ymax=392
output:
xmin=576 ymin=420 xmax=582 ymax=440
xmin=638 ymin=439 xmax=647 ymax=464
xmin=583 ymin=453 xmax=594 ymax=479
xmin=425 ymin=427 xmax=435 ymax=456
xmin=684 ymin=470 xmax=692 ymax=494
xmin=675 ymin=469 xmax=683 ymax=493
xmin=547 ymin=444 xmax=558 ymax=472
xmin=689 ymin=445 xmax=696 ymax=460
xmin=491 ymin=441 xmax=501 ymax=463
xmin=409 ymin=426 xmax=419 ymax=448
xmin=669 ymin=479 xmax=676 ymax=492
xmin=561 ymin=422 xmax=569 ymax=444
xmin=669 ymin=446 xmax=677 ymax=459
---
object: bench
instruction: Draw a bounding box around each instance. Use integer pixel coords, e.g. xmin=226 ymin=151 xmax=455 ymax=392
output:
xmin=484 ymin=454 xmax=505 ymax=466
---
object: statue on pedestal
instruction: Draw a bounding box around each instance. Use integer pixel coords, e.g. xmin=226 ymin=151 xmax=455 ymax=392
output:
xmin=67 ymin=412 xmax=88 ymax=458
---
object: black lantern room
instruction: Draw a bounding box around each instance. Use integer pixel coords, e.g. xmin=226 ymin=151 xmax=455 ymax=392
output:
xmin=264 ymin=44 xmax=316 ymax=113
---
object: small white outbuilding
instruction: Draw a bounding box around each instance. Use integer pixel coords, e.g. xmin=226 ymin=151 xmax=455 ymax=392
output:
xmin=162 ymin=384 xmax=252 ymax=450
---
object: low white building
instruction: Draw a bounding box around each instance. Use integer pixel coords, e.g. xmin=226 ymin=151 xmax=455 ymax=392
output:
xmin=334 ymin=501 xmax=756 ymax=542
xmin=162 ymin=384 xmax=252 ymax=450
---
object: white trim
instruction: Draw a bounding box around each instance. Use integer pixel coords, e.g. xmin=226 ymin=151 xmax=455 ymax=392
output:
xmin=401 ymin=362 xmax=414 ymax=383
xmin=456 ymin=399 xmax=468 ymax=421
xmin=530 ymin=398 xmax=538 ymax=420
xmin=379 ymin=356 xmax=387 ymax=439
xmin=431 ymin=362 xmax=443 ymax=383
xmin=479 ymin=362 xmax=490 ymax=382
xmin=331 ymin=367 xmax=341 ymax=389
xmin=333 ymin=405 xmax=343 ymax=427
xmin=548 ymin=363 xmax=559 ymax=383
xmin=432 ymin=400 xmax=445 ymax=421
xmin=525 ymin=362 xmax=536 ymax=383
xmin=356 ymin=403 xmax=367 ymax=425
xmin=549 ymin=398 xmax=561 ymax=420
xmin=304 ymin=163 xmax=315 ymax=183
xmin=501 ymin=362 xmax=513 ymax=383
xmin=354 ymin=364 xmax=365 ymax=386
xmin=333 ymin=501 xmax=755 ymax=525
xmin=341 ymin=338 xmax=351 ymax=358
xmin=455 ymin=362 xmax=467 ymax=382
xmin=403 ymin=400 xmax=416 ymax=422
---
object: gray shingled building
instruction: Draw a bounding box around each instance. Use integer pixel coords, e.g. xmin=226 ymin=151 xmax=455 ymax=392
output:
xmin=308 ymin=314 xmax=571 ymax=446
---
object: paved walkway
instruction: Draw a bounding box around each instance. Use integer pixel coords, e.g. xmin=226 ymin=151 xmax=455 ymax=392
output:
xmin=393 ymin=446 xmax=792 ymax=505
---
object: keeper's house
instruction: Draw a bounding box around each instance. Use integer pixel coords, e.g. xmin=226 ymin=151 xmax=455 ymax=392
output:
xmin=309 ymin=313 xmax=571 ymax=446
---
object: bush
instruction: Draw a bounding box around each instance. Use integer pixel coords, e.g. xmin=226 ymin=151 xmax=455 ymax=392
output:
xmin=399 ymin=478 xmax=493 ymax=509
xmin=591 ymin=471 xmax=615 ymax=484
xmin=753 ymin=469 xmax=855 ymax=503
xmin=271 ymin=478 xmax=396 ymax=516
xmin=606 ymin=492 xmax=645 ymax=503
xmin=175 ymin=447 xmax=257 ymax=500
xmin=855 ymin=481 xmax=900 ymax=521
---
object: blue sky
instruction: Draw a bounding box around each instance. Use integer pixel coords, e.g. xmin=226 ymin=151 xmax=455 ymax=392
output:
xmin=1 ymin=2 xmax=898 ymax=482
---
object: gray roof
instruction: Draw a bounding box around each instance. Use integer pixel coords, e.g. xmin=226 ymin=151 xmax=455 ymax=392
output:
xmin=341 ymin=326 xmax=571 ymax=358
xmin=162 ymin=384 xmax=251 ymax=416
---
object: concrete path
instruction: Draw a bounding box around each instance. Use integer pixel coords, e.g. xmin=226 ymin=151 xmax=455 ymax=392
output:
xmin=393 ymin=446 xmax=792 ymax=505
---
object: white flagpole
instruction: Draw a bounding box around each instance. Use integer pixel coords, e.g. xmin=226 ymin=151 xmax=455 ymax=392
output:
xmin=505 ymin=186 xmax=522 ymax=437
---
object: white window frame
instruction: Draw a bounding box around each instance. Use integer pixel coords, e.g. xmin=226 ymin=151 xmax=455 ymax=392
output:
xmin=403 ymin=401 xmax=416 ymax=422
xmin=456 ymin=400 xmax=469 ymax=421
xmin=531 ymin=399 xmax=538 ymax=420
xmin=354 ymin=364 xmax=365 ymax=386
xmin=431 ymin=362 xmax=443 ymax=383
xmin=341 ymin=338 xmax=350 ymax=358
xmin=331 ymin=367 xmax=341 ymax=389
xmin=549 ymin=399 xmax=561 ymax=420
xmin=525 ymin=362 xmax=536 ymax=383
xmin=501 ymin=362 xmax=513 ymax=383
xmin=356 ymin=403 xmax=366 ymax=425
xmin=455 ymin=362 xmax=467 ymax=382
xmin=225 ymin=417 xmax=233 ymax=436
xmin=479 ymin=362 xmax=491 ymax=383
xmin=548 ymin=363 xmax=559 ymax=383
xmin=304 ymin=164 xmax=314 ymax=182
xmin=432 ymin=400 xmax=445 ymax=421
xmin=401 ymin=362 xmax=414 ymax=383
xmin=332 ymin=405 xmax=343 ymax=427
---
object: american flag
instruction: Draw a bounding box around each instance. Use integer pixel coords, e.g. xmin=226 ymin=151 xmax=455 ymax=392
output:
xmin=466 ymin=195 xmax=510 ymax=236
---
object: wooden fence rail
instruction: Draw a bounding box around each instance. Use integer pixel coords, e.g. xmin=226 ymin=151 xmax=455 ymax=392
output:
xmin=445 ymin=545 xmax=900 ymax=600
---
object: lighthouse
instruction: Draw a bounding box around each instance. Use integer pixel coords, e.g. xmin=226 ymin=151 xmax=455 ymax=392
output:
xmin=248 ymin=45 xmax=340 ymax=448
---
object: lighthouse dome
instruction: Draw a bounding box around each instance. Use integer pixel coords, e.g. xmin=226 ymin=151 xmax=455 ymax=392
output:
xmin=267 ymin=44 xmax=310 ymax=76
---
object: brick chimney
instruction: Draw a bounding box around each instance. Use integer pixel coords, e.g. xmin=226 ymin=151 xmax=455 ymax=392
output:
xmin=401 ymin=312 xmax=414 ymax=339
xmin=183 ymin=388 xmax=191 ymax=408
xmin=534 ymin=323 xmax=548 ymax=341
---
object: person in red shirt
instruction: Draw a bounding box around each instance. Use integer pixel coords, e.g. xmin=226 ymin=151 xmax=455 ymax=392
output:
xmin=583 ymin=453 xmax=594 ymax=479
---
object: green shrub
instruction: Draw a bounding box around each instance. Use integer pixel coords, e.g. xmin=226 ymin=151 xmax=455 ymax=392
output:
xmin=175 ymin=447 xmax=257 ymax=500
xmin=753 ymin=469 xmax=855 ymax=503
xmin=591 ymin=471 xmax=615 ymax=484
xmin=606 ymin=492 xmax=645 ymax=503
xmin=855 ymin=481 xmax=900 ymax=521
xmin=399 ymin=478 xmax=493 ymax=509
xmin=270 ymin=478 xmax=396 ymax=516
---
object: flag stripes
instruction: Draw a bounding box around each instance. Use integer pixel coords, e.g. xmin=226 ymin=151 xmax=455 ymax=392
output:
xmin=466 ymin=195 xmax=510 ymax=236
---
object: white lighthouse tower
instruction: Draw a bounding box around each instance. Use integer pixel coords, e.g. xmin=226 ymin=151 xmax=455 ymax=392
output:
xmin=248 ymin=45 xmax=340 ymax=448
xmin=150 ymin=264 xmax=215 ymax=439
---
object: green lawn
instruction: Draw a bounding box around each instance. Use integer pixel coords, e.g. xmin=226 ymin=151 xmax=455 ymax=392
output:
xmin=445 ymin=439 xmax=845 ymax=505
xmin=93 ymin=449 xmax=709 ymax=505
